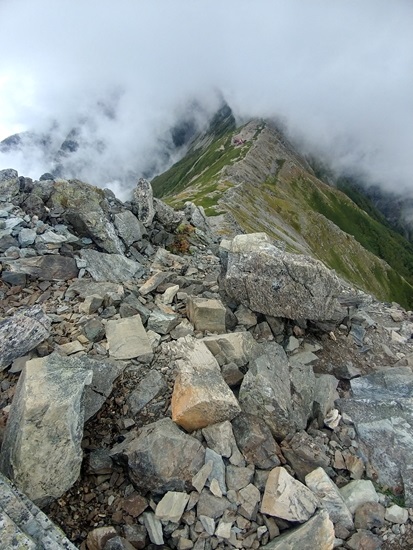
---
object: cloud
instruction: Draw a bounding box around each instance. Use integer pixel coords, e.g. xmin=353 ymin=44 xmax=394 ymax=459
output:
xmin=0 ymin=0 xmax=412 ymax=199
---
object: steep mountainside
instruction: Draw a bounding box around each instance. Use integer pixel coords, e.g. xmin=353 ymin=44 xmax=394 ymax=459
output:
xmin=152 ymin=112 xmax=413 ymax=308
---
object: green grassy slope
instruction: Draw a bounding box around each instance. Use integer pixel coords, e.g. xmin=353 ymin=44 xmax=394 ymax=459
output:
xmin=152 ymin=116 xmax=413 ymax=308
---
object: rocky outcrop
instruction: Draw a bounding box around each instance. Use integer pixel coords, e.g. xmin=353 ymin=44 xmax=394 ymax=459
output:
xmin=131 ymin=178 xmax=155 ymax=227
xmin=0 ymin=353 xmax=92 ymax=506
xmin=221 ymin=233 xmax=342 ymax=321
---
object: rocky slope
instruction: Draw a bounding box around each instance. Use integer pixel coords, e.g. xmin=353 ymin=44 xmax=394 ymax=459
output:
xmin=1 ymin=169 xmax=413 ymax=549
xmin=152 ymin=111 xmax=413 ymax=309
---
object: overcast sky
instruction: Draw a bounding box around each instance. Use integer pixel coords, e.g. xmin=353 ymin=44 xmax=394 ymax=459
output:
xmin=0 ymin=0 xmax=412 ymax=198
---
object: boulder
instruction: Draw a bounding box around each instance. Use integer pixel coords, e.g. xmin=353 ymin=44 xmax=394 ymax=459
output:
xmin=339 ymin=480 xmax=379 ymax=515
xmin=0 ymin=305 xmax=51 ymax=371
xmin=305 ymin=467 xmax=353 ymax=529
xmin=187 ymin=297 xmax=226 ymax=333
xmin=106 ymin=315 xmax=153 ymax=361
xmin=5 ymin=255 xmax=78 ymax=281
xmin=203 ymin=331 xmax=259 ymax=367
xmin=0 ymin=353 xmax=92 ymax=506
xmin=48 ymin=179 xmax=124 ymax=254
xmin=110 ymin=418 xmax=205 ymax=494
xmin=231 ymin=413 xmax=281 ymax=470
xmin=171 ymin=337 xmax=241 ymax=431
xmin=114 ymin=210 xmax=143 ymax=246
xmin=260 ymin=510 xmax=334 ymax=550
xmin=80 ymin=249 xmax=144 ymax=283
xmin=131 ymin=178 xmax=155 ymax=227
xmin=336 ymin=367 xmax=413 ymax=506
xmin=153 ymin=198 xmax=184 ymax=231
xmin=238 ymin=344 xmax=290 ymax=438
xmin=202 ymin=420 xmax=244 ymax=464
xmin=221 ymin=233 xmax=341 ymax=321
xmin=127 ymin=370 xmax=167 ymax=415
xmin=0 ymin=168 xmax=19 ymax=198
xmin=261 ymin=467 xmax=319 ymax=523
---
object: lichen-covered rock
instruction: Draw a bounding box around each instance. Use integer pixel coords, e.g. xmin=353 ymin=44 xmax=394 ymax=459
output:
xmin=0 ymin=353 xmax=93 ymax=506
xmin=5 ymin=255 xmax=78 ymax=281
xmin=80 ymin=249 xmax=144 ymax=282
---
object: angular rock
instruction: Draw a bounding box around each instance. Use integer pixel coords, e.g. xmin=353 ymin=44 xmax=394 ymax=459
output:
xmin=80 ymin=249 xmax=143 ymax=282
xmin=0 ymin=353 xmax=92 ymax=506
xmin=336 ymin=367 xmax=413 ymax=505
xmin=131 ymin=178 xmax=155 ymax=227
xmin=81 ymin=356 xmax=125 ymax=421
xmin=171 ymin=337 xmax=241 ymax=431
xmin=346 ymin=530 xmax=382 ymax=550
xmin=82 ymin=318 xmax=106 ymax=343
xmin=66 ymin=280 xmax=125 ymax=300
xmin=197 ymin=492 xmax=230 ymax=519
xmin=385 ymin=504 xmax=408 ymax=524
xmin=192 ymin=461 xmax=213 ymax=493
xmin=0 ymin=305 xmax=51 ymax=370
xmin=143 ymin=512 xmax=163 ymax=545
xmin=221 ymin=233 xmax=341 ymax=321
xmin=221 ymin=362 xmax=244 ymax=387
xmin=110 ymin=418 xmax=205 ymax=494
xmin=202 ymin=420 xmax=243 ymax=463
xmin=127 ymin=370 xmax=167 ymax=415
xmin=18 ymin=228 xmax=36 ymax=247
xmin=6 ymin=255 xmax=78 ymax=281
xmin=231 ymin=413 xmax=281 ymax=469
xmin=114 ymin=210 xmax=143 ymax=246
xmin=339 ymin=480 xmax=379 ymax=514
xmin=226 ymin=465 xmax=254 ymax=491
xmin=281 ymin=431 xmax=330 ymax=482
xmin=0 ymin=472 xmax=77 ymax=549
xmin=305 ymin=467 xmax=353 ymax=529
xmin=153 ymin=197 xmax=184 ymax=231
xmin=203 ymin=331 xmax=259 ymax=367
xmin=205 ymin=448 xmax=226 ymax=495
xmin=186 ymin=297 xmax=226 ymax=333
xmin=48 ymin=179 xmax=124 ymax=254
xmin=354 ymin=502 xmax=385 ymax=530
xmin=260 ymin=510 xmax=334 ymax=550
xmin=147 ymin=310 xmax=179 ymax=335
xmin=106 ymin=315 xmax=153 ymax=361
xmin=139 ymin=271 xmax=171 ymax=296
xmin=103 ymin=536 xmax=136 ymax=550
xmin=238 ymin=483 xmax=261 ymax=520
xmin=239 ymin=343 xmax=298 ymax=440
xmin=155 ymin=491 xmax=190 ymax=523
xmin=261 ymin=467 xmax=319 ymax=523
xmin=235 ymin=304 xmax=257 ymax=328
xmin=313 ymin=374 xmax=339 ymax=420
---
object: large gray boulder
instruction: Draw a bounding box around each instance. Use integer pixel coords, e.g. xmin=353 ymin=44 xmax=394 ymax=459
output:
xmin=0 ymin=168 xmax=20 ymax=199
xmin=337 ymin=367 xmax=413 ymax=506
xmin=238 ymin=343 xmax=315 ymax=440
xmin=47 ymin=179 xmax=125 ymax=254
xmin=221 ymin=233 xmax=341 ymax=321
xmin=5 ymin=255 xmax=79 ymax=281
xmin=110 ymin=418 xmax=205 ymax=494
xmin=0 ymin=305 xmax=51 ymax=371
xmin=0 ymin=353 xmax=93 ymax=507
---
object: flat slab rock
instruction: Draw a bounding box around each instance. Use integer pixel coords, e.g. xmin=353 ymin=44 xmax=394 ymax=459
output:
xmin=5 ymin=254 xmax=78 ymax=281
xmin=80 ymin=249 xmax=144 ymax=282
xmin=0 ymin=305 xmax=51 ymax=371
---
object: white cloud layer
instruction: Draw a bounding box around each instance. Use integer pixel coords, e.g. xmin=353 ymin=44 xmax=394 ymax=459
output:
xmin=0 ymin=0 xmax=412 ymax=198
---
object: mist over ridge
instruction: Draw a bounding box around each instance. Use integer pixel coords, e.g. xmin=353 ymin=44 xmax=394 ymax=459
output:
xmin=0 ymin=0 xmax=412 ymax=199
